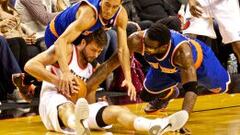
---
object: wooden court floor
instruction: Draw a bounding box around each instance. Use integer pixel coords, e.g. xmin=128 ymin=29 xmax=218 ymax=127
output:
xmin=1 ymin=93 xmax=240 ymax=135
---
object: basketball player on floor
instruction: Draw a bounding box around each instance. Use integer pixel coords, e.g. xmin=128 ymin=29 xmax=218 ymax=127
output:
xmin=87 ymin=22 xmax=240 ymax=116
xmin=24 ymin=28 xmax=188 ymax=135
xmin=44 ymin=0 xmax=136 ymax=101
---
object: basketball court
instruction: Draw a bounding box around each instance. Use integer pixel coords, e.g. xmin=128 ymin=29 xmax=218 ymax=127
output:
xmin=1 ymin=93 xmax=240 ymax=135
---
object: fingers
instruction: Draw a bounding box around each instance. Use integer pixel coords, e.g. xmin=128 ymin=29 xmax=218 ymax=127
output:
xmin=24 ymin=34 xmax=37 ymax=45
xmin=72 ymin=85 xmax=79 ymax=93
xmin=69 ymin=79 xmax=74 ymax=95
xmin=129 ymin=86 xmax=136 ymax=101
xmin=122 ymin=80 xmax=137 ymax=101
xmin=190 ymin=6 xmax=202 ymax=18
xmin=72 ymin=77 xmax=80 ymax=94
xmin=58 ymin=79 xmax=71 ymax=99
xmin=65 ymin=80 xmax=71 ymax=98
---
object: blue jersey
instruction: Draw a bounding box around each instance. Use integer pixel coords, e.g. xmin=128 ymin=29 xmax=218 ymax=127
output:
xmin=144 ymin=30 xmax=204 ymax=74
xmin=143 ymin=30 xmax=230 ymax=94
xmin=45 ymin=0 xmax=122 ymax=47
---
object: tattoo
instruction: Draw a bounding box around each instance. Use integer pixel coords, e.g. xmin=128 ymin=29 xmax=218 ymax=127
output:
xmin=86 ymin=52 xmax=120 ymax=91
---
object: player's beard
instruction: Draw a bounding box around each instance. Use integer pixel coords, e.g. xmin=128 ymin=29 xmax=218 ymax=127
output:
xmin=82 ymin=48 xmax=94 ymax=63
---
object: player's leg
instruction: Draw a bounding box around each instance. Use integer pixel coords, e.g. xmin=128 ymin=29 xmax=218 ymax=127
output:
xmin=141 ymin=68 xmax=179 ymax=113
xmin=232 ymin=42 xmax=240 ymax=63
xmin=101 ymin=105 xmax=188 ymax=135
xmin=213 ymin=0 xmax=240 ymax=63
xmin=58 ymin=98 xmax=90 ymax=135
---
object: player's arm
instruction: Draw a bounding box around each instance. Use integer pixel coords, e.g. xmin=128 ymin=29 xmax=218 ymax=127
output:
xmin=127 ymin=32 xmax=144 ymax=54
xmin=86 ymin=33 xmax=143 ymax=102
xmin=24 ymin=46 xmax=60 ymax=86
xmin=55 ymin=4 xmax=96 ymax=74
xmin=55 ymin=0 xmax=69 ymax=11
xmin=115 ymin=7 xmax=136 ymax=101
xmin=54 ymin=4 xmax=96 ymax=95
xmin=173 ymin=42 xmax=198 ymax=113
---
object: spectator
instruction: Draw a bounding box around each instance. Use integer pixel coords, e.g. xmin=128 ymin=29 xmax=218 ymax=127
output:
xmin=0 ymin=36 xmax=25 ymax=102
xmin=184 ymin=0 xmax=240 ymax=66
xmin=14 ymin=0 xmax=60 ymax=52
xmin=133 ymin=0 xmax=177 ymax=22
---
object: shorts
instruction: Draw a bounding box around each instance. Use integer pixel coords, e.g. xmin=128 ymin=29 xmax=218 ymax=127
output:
xmin=183 ymin=0 xmax=240 ymax=44
xmin=39 ymin=85 xmax=111 ymax=134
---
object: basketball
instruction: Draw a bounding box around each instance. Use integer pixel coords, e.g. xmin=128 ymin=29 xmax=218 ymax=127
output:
xmin=71 ymin=78 xmax=87 ymax=103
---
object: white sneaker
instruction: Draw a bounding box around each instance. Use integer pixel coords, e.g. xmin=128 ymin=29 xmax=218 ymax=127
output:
xmin=75 ymin=98 xmax=91 ymax=135
xmin=149 ymin=110 xmax=189 ymax=135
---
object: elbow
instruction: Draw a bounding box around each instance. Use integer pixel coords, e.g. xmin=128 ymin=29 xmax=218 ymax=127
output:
xmin=24 ymin=60 xmax=33 ymax=74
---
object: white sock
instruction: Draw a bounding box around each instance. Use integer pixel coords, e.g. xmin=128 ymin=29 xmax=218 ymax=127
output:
xmin=67 ymin=114 xmax=76 ymax=129
xmin=133 ymin=117 xmax=152 ymax=131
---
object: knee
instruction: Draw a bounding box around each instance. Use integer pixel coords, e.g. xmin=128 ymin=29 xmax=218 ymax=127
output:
xmin=58 ymin=102 xmax=74 ymax=113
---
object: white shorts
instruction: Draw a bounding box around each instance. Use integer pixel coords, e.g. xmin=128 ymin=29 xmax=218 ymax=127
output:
xmin=183 ymin=0 xmax=240 ymax=44
xmin=39 ymin=84 xmax=111 ymax=134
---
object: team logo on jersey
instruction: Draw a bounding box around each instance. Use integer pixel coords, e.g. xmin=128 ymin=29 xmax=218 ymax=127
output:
xmin=71 ymin=69 xmax=88 ymax=82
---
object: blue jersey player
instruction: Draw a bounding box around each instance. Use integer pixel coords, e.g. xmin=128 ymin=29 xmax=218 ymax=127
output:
xmin=45 ymin=0 xmax=136 ymax=102
xmin=88 ymin=21 xmax=239 ymax=115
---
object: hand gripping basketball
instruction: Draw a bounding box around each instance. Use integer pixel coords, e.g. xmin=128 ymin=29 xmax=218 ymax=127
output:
xmin=71 ymin=77 xmax=87 ymax=103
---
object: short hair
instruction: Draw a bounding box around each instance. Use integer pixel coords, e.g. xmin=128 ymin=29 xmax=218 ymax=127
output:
xmin=127 ymin=23 xmax=138 ymax=36
xmin=156 ymin=16 xmax=181 ymax=32
xmin=147 ymin=22 xmax=171 ymax=46
xmin=84 ymin=28 xmax=107 ymax=48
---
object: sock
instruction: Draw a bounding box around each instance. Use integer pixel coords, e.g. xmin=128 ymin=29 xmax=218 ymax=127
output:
xmin=133 ymin=117 xmax=152 ymax=131
xmin=67 ymin=114 xmax=76 ymax=129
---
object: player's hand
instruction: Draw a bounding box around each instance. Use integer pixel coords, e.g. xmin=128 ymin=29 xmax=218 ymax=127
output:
xmin=189 ymin=0 xmax=203 ymax=18
xmin=58 ymin=72 xmax=78 ymax=98
xmin=121 ymin=79 xmax=136 ymax=101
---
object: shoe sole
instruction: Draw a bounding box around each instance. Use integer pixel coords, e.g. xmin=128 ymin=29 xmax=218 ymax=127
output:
xmin=75 ymin=98 xmax=91 ymax=135
xmin=149 ymin=110 xmax=189 ymax=135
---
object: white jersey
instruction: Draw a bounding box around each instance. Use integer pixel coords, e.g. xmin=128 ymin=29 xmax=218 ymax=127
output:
xmin=41 ymin=45 xmax=93 ymax=95
xmin=39 ymin=45 xmax=96 ymax=134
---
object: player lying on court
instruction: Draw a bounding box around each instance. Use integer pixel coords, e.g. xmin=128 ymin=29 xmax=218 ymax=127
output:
xmin=86 ymin=22 xmax=240 ymax=116
xmin=44 ymin=0 xmax=136 ymax=101
xmin=23 ymin=28 xmax=188 ymax=135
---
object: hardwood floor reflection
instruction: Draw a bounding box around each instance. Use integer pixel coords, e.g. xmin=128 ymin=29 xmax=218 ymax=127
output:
xmin=1 ymin=93 xmax=240 ymax=135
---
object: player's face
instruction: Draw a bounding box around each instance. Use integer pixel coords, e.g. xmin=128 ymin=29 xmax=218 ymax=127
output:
xmin=83 ymin=40 xmax=103 ymax=63
xmin=100 ymin=0 xmax=121 ymax=20
xmin=144 ymin=35 xmax=169 ymax=57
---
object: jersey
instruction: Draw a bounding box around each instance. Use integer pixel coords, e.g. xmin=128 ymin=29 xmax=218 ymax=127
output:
xmin=45 ymin=0 xmax=122 ymax=47
xmin=142 ymin=30 xmax=230 ymax=94
xmin=41 ymin=45 xmax=93 ymax=94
